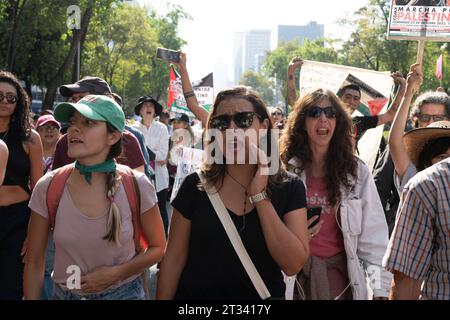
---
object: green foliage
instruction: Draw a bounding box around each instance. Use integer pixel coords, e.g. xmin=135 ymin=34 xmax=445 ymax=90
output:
xmin=263 ymin=39 xmax=338 ymax=102
xmin=82 ymin=2 xmax=190 ymax=116
xmin=0 ymin=0 xmax=188 ymax=114
xmin=338 ymin=0 xmax=448 ymax=91
xmin=239 ymin=70 xmax=275 ymax=105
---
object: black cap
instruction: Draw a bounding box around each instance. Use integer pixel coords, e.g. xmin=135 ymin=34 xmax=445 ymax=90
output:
xmin=170 ymin=113 xmax=190 ymax=123
xmin=134 ymin=95 xmax=163 ymax=117
xmin=59 ymin=76 xmax=112 ymax=97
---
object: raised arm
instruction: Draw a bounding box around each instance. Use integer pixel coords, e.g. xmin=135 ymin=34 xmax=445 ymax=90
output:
xmin=377 ymin=71 xmax=406 ymax=126
xmin=286 ymin=57 xmax=304 ymax=107
xmin=173 ymin=52 xmax=209 ymax=126
xmin=388 ymin=63 xmax=422 ymax=180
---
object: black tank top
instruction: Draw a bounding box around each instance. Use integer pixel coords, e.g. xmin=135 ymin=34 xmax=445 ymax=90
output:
xmin=1 ymin=129 xmax=31 ymax=194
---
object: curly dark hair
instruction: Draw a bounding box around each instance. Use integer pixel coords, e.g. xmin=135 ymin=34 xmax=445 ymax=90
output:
xmin=280 ymin=88 xmax=357 ymax=206
xmin=0 ymin=71 xmax=32 ymax=141
xmin=200 ymin=86 xmax=286 ymax=191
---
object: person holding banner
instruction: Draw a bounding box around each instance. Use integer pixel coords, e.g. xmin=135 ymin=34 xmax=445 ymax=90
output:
xmin=388 ymin=63 xmax=450 ymax=195
xmin=157 ymin=86 xmax=310 ymax=300
xmin=286 ymin=57 xmax=406 ymax=144
xmin=280 ymin=88 xmax=391 ymax=300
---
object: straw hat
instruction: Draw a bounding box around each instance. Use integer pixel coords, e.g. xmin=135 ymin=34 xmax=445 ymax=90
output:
xmin=403 ymin=121 xmax=450 ymax=167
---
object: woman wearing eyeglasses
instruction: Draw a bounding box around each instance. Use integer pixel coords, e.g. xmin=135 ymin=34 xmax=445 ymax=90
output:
xmin=280 ymin=88 xmax=391 ymax=300
xmin=157 ymin=86 xmax=310 ymax=300
xmin=0 ymin=71 xmax=43 ymax=299
xmin=389 ymin=64 xmax=450 ymax=195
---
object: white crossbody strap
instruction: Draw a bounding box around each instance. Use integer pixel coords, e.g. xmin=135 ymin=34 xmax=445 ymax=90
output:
xmin=198 ymin=172 xmax=271 ymax=300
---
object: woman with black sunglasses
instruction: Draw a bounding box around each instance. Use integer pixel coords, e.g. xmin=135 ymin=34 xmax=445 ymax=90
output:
xmin=280 ymin=88 xmax=391 ymax=300
xmin=0 ymin=71 xmax=43 ymax=299
xmin=157 ymin=86 xmax=310 ymax=300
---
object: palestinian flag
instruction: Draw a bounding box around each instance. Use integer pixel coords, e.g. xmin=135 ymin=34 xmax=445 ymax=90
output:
xmin=167 ymin=66 xmax=214 ymax=117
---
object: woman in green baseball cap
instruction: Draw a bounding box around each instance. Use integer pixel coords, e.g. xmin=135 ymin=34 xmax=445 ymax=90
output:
xmin=24 ymin=95 xmax=166 ymax=300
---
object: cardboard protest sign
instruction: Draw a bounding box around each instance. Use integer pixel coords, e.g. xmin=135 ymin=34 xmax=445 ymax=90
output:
xmin=388 ymin=1 xmax=450 ymax=41
xmin=170 ymin=147 xmax=204 ymax=203
xmin=299 ymin=60 xmax=394 ymax=169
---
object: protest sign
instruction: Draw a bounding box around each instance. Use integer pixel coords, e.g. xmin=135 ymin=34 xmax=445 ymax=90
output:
xmin=167 ymin=66 xmax=214 ymax=117
xmin=299 ymin=60 xmax=394 ymax=169
xmin=170 ymin=147 xmax=204 ymax=203
xmin=388 ymin=1 xmax=450 ymax=41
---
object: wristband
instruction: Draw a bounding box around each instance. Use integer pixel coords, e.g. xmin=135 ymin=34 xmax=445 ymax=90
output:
xmin=184 ymin=91 xmax=195 ymax=99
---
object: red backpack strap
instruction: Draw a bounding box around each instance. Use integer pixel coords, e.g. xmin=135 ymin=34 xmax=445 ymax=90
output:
xmin=117 ymin=164 xmax=148 ymax=253
xmin=46 ymin=164 xmax=74 ymax=230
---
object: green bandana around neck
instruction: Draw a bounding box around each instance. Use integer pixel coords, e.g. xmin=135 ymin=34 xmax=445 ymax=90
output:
xmin=74 ymin=159 xmax=116 ymax=184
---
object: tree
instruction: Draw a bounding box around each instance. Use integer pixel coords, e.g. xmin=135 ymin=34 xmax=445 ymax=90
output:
xmin=263 ymin=39 xmax=338 ymax=103
xmin=338 ymin=0 xmax=447 ymax=91
xmin=81 ymin=3 xmax=190 ymax=116
xmin=239 ymin=70 xmax=275 ymax=105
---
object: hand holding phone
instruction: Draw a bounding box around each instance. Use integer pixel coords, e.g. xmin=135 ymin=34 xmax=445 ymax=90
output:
xmin=156 ymin=47 xmax=180 ymax=63
xmin=307 ymin=207 xmax=322 ymax=229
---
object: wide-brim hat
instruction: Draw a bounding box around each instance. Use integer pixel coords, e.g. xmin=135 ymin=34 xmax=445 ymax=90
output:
xmin=404 ymin=121 xmax=450 ymax=167
xmin=134 ymin=95 xmax=163 ymax=117
xmin=54 ymin=95 xmax=125 ymax=132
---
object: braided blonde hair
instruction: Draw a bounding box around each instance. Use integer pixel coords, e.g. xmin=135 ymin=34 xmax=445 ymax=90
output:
xmin=102 ymin=124 xmax=123 ymax=245
xmin=103 ymin=171 xmax=122 ymax=245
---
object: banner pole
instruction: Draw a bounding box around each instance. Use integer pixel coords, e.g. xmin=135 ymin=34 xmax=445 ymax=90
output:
xmin=416 ymin=40 xmax=425 ymax=66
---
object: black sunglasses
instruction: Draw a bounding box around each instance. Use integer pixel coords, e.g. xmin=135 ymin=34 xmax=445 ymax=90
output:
xmin=0 ymin=93 xmax=18 ymax=104
xmin=305 ymin=106 xmax=338 ymax=119
xmin=210 ymin=111 xmax=262 ymax=130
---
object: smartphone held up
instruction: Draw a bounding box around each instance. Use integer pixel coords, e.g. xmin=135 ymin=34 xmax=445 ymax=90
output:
xmin=156 ymin=47 xmax=180 ymax=63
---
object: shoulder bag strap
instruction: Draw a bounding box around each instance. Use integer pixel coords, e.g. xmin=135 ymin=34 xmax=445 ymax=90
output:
xmin=197 ymin=171 xmax=271 ymax=300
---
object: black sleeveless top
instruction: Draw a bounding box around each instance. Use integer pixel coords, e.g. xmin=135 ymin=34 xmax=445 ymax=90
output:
xmin=1 ymin=129 xmax=31 ymax=194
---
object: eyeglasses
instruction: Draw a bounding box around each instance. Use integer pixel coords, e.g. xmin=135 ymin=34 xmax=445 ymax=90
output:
xmin=305 ymin=106 xmax=338 ymax=119
xmin=0 ymin=93 xmax=18 ymax=104
xmin=272 ymin=112 xmax=282 ymax=116
xmin=416 ymin=114 xmax=448 ymax=123
xmin=210 ymin=111 xmax=262 ymax=130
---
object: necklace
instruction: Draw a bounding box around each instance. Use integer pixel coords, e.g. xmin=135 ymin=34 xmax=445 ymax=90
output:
xmin=226 ymin=171 xmax=251 ymax=233
xmin=0 ymin=129 xmax=8 ymax=141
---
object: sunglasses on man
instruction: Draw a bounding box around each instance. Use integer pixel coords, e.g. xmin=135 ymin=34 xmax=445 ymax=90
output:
xmin=210 ymin=111 xmax=262 ymax=131
xmin=0 ymin=93 xmax=18 ymax=104
xmin=305 ymin=106 xmax=338 ymax=119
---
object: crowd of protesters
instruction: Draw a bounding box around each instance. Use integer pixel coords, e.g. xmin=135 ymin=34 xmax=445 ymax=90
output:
xmin=0 ymin=50 xmax=449 ymax=301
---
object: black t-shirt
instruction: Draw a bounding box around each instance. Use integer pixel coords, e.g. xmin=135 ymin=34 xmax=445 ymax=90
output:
xmin=352 ymin=115 xmax=379 ymax=142
xmin=171 ymin=172 xmax=306 ymax=300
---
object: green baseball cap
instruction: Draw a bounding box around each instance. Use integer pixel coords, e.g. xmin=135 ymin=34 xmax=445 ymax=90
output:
xmin=54 ymin=95 xmax=125 ymax=132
